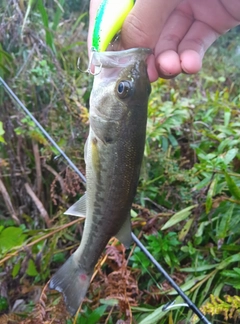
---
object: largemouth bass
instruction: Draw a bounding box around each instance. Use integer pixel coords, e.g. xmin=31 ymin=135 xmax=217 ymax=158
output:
xmin=49 ymin=48 xmax=151 ymax=315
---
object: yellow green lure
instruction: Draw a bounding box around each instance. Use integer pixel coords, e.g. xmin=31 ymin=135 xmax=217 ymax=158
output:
xmin=92 ymin=0 xmax=134 ymax=52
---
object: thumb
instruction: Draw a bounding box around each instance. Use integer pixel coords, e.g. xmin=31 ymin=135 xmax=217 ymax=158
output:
xmin=121 ymin=0 xmax=181 ymax=49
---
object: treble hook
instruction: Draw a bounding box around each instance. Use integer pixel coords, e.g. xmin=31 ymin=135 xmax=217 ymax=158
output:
xmin=77 ymin=49 xmax=103 ymax=76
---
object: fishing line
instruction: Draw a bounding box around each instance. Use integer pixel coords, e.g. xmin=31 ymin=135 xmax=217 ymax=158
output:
xmin=0 ymin=78 xmax=86 ymax=184
xmin=132 ymin=244 xmax=163 ymax=291
xmin=0 ymin=78 xmax=211 ymax=324
xmin=132 ymin=233 xmax=211 ymax=324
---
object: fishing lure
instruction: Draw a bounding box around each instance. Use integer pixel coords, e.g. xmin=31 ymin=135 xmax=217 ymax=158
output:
xmin=92 ymin=0 xmax=134 ymax=52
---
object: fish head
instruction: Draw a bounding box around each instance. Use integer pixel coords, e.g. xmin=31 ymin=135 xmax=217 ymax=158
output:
xmin=89 ymin=48 xmax=151 ymax=123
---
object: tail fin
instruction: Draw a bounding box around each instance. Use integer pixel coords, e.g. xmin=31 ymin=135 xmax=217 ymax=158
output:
xmin=49 ymin=254 xmax=92 ymax=315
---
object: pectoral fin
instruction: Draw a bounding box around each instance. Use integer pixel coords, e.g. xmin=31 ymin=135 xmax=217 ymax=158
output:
xmin=115 ymin=214 xmax=132 ymax=248
xmin=90 ymin=115 xmax=119 ymax=144
xmin=64 ymin=193 xmax=87 ymax=217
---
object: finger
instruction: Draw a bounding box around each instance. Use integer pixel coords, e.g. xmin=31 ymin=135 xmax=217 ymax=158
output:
xmin=121 ymin=0 xmax=182 ymax=49
xmin=179 ymin=50 xmax=202 ymax=74
xmin=189 ymin=0 xmax=240 ymax=33
xmin=147 ymin=55 xmax=159 ymax=82
xmin=153 ymin=2 xmax=194 ymax=77
xmin=154 ymin=50 xmax=181 ymax=78
xmin=220 ymin=0 xmax=240 ymax=21
xmin=178 ymin=21 xmax=220 ymax=74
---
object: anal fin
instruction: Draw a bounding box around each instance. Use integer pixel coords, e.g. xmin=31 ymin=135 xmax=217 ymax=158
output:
xmin=115 ymin=213 xmax=132 ymax=248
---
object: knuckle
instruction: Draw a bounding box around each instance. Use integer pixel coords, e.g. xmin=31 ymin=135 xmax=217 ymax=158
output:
xmin=123 ymin=13 xmax=152 ymax=48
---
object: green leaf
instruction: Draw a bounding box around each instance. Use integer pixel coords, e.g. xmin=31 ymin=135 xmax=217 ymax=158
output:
xmin=217 ymin=253 xmax=240 ymax=270
xmin=195 ymin=216 xmax=218 ymax=237
xmin=0 ymin=227 xmax=26 ymax=252
xmin=0 ymin=121 xmax=6 ymax=143
xmin=169 ymin=275 xmax=207 ymax=295
xmin=232 ymin=267 xmax=240 ymax=275
xmin=131 ymin=306 xmax=153 ymax=313
xmin=223 ymin=148 xmax=238 ymax=165
xmin=224 ymin=109 xmax=231 ymax=127
xmin=216 ymin=203 xmax=233 ymax=239
xmin=221 ymin=269 xmax=240 ymax=278
xmin=26 ymin=259 xmax=38 ymax=277
xmin=225 ymin=172 xmax=240 ymax=200
xmin=206 ymin=177 xmax=218 ymax=213
xmin=86 ymin=305 xmax=107 ymax=324
xmin=37 ymin=0 xmax=55 ymax=52
xmin=161 ymin=136 xmax=168 ymax=152
xmin=21 ymin=0 xmax=36 ymax=35
xmin=12 ymin=262 xmax=21 ymax=278
xmin=52 ymin=252 xmax=65 ymax=263
xmin=139 ymin=296 xmax=183 ymax=324
xmin=161 ymin=205 xmax=196 ymax=230
xmin=0 ymin=121 xmax=5 ymax=136
xmin=99 ymin=298 xmax=118 ymax=306
xmin=52 ymin=0 xmax=64 ymax=31
xmin=181 ymin=264 xmax=219 ymax=272
xmin=0 ymin=297 xmax=8 ymax=311
xmin=168 ymin=134 xmax=178 ymax=147
xmin=193 ymin=175 xmax=211 ymax=191
xmin=178 ymin=218 xmax=194 ymax=241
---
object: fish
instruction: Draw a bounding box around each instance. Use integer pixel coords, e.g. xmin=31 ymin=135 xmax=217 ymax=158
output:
xmin=49 ymin=47 xmax=151 ymax=315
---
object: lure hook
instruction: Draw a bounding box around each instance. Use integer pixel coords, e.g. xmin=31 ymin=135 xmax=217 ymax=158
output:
xmin=77 ymin=49 xmax=103 ymax=76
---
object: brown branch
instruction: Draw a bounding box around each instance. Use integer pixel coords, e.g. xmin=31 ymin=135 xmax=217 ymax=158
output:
xmin=0 ymin=177 xmax=20 ymax=225
xmin=32 ymin=140 xmax=42 ymax=198
xmin=43 ymin=162 xmax=66 ymax=194
xmin=24 ymin=182 xmax=50 ymax=227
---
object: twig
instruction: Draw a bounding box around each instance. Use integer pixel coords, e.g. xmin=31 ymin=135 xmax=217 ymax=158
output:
xmin=32 ymin=140 xmax=42 ymax=198
xmin=15 ymin=44 xmax=36 ymax=78
xmin=24 ymin=182 xmax=50 ymax=227
xmin=0 ymin=176 xmax=19 ymax=224
xmin=43 ymin=162 xmax=66 ymax=194
xmin=0 ymin=217 xmax=84 ymax=266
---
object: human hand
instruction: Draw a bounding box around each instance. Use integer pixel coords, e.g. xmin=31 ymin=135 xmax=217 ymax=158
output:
xmin=88 ymin=0 xmax=240 ymax=82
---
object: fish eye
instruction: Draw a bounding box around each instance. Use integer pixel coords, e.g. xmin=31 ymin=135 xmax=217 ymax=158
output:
xmin=117 ymin=80 xmax=132 ymax=99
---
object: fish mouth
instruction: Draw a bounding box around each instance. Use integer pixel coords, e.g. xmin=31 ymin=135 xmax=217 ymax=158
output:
xmin=89 ymin=48 xmax=152 ymax=72
xmin=88 ymin=47 xmax=152 ymax=83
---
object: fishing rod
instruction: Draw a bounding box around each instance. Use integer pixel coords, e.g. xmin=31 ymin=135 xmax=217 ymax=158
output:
xmin=0 ymin=77 xmax=211 ymax=324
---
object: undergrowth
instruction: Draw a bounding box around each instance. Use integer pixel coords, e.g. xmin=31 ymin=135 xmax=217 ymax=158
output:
xmin=0 ymin=1 xmax=240 ymax=323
